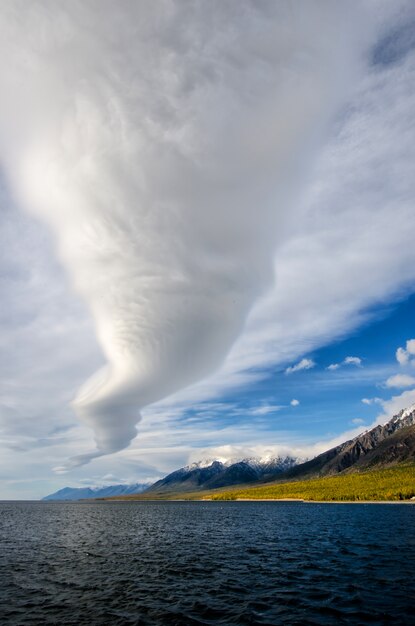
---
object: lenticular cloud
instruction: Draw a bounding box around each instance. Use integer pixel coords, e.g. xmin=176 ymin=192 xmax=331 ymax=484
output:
xmin=0 ymin=2 xmax=369 ymax=467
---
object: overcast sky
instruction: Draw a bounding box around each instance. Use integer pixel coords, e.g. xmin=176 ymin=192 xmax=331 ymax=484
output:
xmin=1 ymin=1 xmax=415 ymax=499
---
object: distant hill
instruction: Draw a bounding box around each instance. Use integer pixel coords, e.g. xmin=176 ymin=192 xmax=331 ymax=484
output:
xmin=146 ymin=456 xmax=300 ymax=494
xmin=283 ymin=404 xmax=415 ymax=480
xmin=42 ymin=482 xmax=151 ymax=501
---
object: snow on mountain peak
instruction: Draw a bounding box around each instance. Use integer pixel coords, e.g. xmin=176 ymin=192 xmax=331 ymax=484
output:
xmin=399 ymin=403 xmax=415 ymax=420
xmin=185 ymin=454 xmax=305 ymax=473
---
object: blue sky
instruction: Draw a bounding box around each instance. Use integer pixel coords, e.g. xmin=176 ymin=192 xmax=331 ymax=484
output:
xmin=165 ymin=293 xmax=415 ymax=450
xmin=1 ymin=2 xmax=415 ymax=499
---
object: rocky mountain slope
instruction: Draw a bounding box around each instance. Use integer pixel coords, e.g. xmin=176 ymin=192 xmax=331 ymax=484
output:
xmin=355 ymin=424 xmax=415 ymax=469
xmin=146 ymin=456 xmax=300 ymax=494
xmin=284 ymin=404 xmax=415 ymax=480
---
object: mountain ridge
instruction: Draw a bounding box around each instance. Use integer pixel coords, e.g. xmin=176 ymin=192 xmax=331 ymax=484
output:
xmin=146 ymin=404 xmax=415 ymax=494
xmin=42 ymin=482 xmax=151 ymax=501
xmin=145 ymin=456 xmax=302 ymax=494
xmin=282 ymin=403 xmax=415 ymax=480
xmin=42 ymin=403 xmax=415 ymax=500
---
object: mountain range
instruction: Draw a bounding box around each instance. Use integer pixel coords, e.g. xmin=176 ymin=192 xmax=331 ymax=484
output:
xmin=145 ymin=456 xmax=300 ymax=494
xmin=42 ymin=482 xmax=151 ymax=501
xmin=144 ymin=404 xmax=415 ymax=494
xmin=43 ymin=403 xmax=415 ymax=500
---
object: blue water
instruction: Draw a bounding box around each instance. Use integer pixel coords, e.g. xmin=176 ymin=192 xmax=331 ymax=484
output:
xmin=0 ymin=501 xmax=414 ymax=625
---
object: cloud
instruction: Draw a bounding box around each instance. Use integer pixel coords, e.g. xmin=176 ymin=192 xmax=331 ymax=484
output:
xmin=362 ymin=397 xmax=382 ymax=405
xmin=344 ymin=356 xmax=362 ymax=367
xmin=375 ymin=388 xmax=415 ymax=422
xmin=406 ymin=340 xmax=415 ymax=354
xmin=290 ymin=399 xmax=300 ymax=407
xmin=187 ymin=444 xmax=309 ymax=466
xmin=351 ymin=418 xmax=364 ymax=425
xmin=396 ymin=339 xmax=415 ymax=366
xmin=396 ymin=347 xmax=409 ymax=366
xmin=327 ymin=356 xmax=362 ymax=370
xmin=285 ymin=358 xmax=316 ymax=375
xmin=0 ymin=2 xmax=373 ymax=468
xmin=250 ymin=404 xmax=284 ymax=416
xmin=384 ymin=374 xmax=415 ymax=388
xmin=2 ymin=4 xmax=415 ymax=493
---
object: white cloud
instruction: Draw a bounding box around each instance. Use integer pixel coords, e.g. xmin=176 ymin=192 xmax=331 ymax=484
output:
xmin=250 ymin=404 xmax=284 ymax=416
xmin=375 ymin=389 xmax=415 ymax=422
xmin=344 ymin=356 xmax=362 ymax=367
xmin=327 ymin=356 xmax=362 ymax=370
xmin=361 ymin=397 xmax=382 ymax=405
xmin=187 ymin=444 xmax=310 ymax=466
xmin=285 ymin=358 xmax=316 ymax=375
xmin=290 ymin=399 xmax=300 ymax=407
xmin=384 ymin=374 xmax=415 ymax=388
xmin=351 ymin=418 xmax=364 ymax=425
xmin=2 ymin=3 xmax=415 ymax=496
xmin=396 ymin=347 xmax=409 ymax=366
xmin=0 ymin=2 xmax=374 ymax=470
xmin=396 ymin=339 xmax=415 ymax=366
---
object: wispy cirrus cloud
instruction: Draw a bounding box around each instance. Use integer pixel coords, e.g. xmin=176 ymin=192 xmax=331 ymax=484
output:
xmin=285 ymin=359 xmax=316 ymax=375
xmin=351 ymin=418 xmax=365 ymax=425
xmin=250 ymin=405 xmax=284 ymax=416
xmin=362 ymin=397 xmax=382 ymax=406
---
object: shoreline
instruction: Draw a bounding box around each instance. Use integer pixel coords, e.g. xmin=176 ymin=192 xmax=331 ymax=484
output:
xmin=94 ymin=497 xmax=415 ymax=504
xmin=233 ymin=498 xmax=415 ymax=504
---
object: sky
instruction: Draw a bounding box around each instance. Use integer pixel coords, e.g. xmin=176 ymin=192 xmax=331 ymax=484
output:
xmin=0 ymin=1 xmax=415 ymax=499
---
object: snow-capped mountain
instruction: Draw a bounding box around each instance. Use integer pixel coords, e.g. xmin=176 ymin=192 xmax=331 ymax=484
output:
xmin=43 ymin=404 xmax=415 ymax=500
xmin=146 ymin=404 xmax=415 ymax=493
xmin=388 ymin=403 xmax=415 ymax=424
xmin=146 ymin=456 xmax=301 ymax=494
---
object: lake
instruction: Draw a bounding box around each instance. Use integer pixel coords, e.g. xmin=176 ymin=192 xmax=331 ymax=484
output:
xmin=0 ymin=501 xmax=414 ymax=625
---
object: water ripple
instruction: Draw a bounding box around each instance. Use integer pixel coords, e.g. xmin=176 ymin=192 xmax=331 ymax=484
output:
xmin=0 ymin=501 xmax=414 ymax=625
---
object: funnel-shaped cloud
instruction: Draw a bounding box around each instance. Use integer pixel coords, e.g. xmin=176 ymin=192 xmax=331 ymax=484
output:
xmin=0 ymin=2 xmax=371 ymax=467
